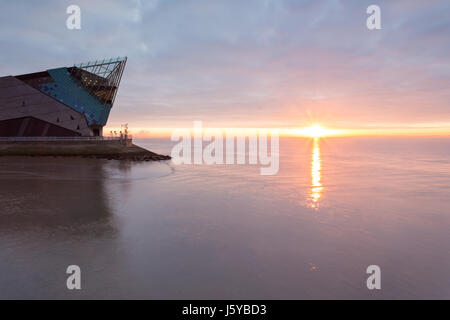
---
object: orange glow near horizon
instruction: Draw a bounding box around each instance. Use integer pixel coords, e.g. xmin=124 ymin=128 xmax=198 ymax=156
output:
xmin=103 ymin=124 xmax=450 ymax=138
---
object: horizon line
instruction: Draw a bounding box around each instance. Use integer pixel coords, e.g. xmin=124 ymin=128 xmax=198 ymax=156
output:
xmin=103 ymin=126 xmax=450 ymax=138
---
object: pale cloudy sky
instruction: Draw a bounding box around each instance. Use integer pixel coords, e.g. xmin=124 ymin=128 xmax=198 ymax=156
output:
xmin=1 ymin=0 xmax=449 ymax=132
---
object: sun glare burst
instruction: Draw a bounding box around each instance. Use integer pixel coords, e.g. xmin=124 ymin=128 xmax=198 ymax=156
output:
xmin=288 ymin=125 xmax=340 ymax=137
xmin=304 ymin=125 xmax=328 ymax=137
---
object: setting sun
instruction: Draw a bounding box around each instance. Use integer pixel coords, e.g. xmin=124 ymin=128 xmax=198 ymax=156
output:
xmin=284 ymin=125 xmax=342 ymax=138
xmin=303 ymin=125 xmax=328 ymax=138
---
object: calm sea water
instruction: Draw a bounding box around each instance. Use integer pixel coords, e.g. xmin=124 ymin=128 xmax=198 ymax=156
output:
xmin=1 ymin=137 xmax=450 ymax=299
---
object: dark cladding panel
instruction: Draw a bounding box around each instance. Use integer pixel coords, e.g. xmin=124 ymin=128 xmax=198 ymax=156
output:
xmin=0 ymin=117 xmax=80 ymax=137
xmin=15 ymin=71 xmax=54 ymax=88
xmin=0 ymin=75 xmax=92 ymax=136
xmin=46 ymin=122 xmax=80 ymax=136
xmin=0 ymin=117 xmax=21 ymax=136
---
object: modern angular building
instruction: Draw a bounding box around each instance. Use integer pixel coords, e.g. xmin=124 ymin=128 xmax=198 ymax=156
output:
xmin=0 ymin=57 xmax=126 ymax=137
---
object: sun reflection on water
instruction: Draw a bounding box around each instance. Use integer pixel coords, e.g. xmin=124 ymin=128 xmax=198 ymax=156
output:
xmin=309 ymin=137 xmax=323 ymax=209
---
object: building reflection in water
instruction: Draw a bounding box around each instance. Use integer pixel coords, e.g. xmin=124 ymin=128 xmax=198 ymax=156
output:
xmin=309 ymin=137 xmax=323 ymax=210
xmin=0 ymin=157 xmax=116 ymax=235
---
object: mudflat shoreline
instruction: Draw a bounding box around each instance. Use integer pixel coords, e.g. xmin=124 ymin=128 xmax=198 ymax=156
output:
xmin=0 ymin=139 xmax=171 ymax=161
